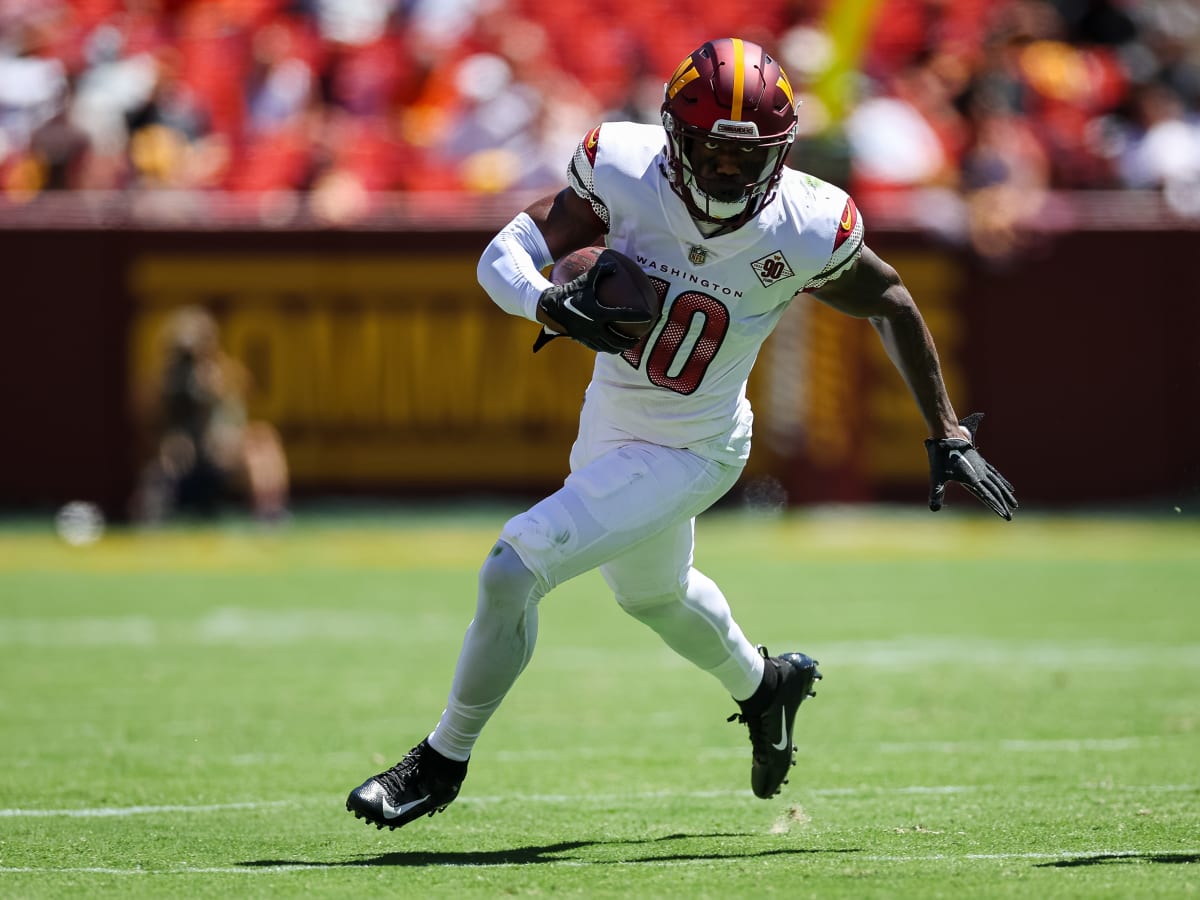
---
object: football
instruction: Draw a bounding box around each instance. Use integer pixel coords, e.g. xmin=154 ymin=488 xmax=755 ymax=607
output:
xmin=550 ymin=245 xmax=606 ymax=283
xmin=550 ymin=246 xmax=661 ymax=340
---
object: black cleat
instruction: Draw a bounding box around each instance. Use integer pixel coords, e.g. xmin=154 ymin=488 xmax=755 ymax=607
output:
xmin=346 ymin=739 xmax=467 ymax=830
xmin=728 ymin=646 xmax=821 ymax=799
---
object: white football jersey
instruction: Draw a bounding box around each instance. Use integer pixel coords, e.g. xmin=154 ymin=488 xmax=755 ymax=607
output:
xmin=567 ymin=121 xmax=864 ymax=462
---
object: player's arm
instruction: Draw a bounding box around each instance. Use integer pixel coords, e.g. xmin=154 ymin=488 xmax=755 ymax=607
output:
xmin=477 ymin=186 xmax=637 ymax=352
xmin=521 ymin=190 xmax=608 ymax=334
xmin=809 ymin=246 xmax=1018 ymax=519
xmin=809 ymin=246 xmax=962 ymax=441
xmin=524 ymin=189 xmax=607 ymax=261
xmin=478 ymin=120 xmax=614 ymax=336
xmin=476 ymin=188 xmax=599 ymax=325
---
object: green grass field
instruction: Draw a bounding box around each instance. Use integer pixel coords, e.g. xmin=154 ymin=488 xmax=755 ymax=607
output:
xmin=1 ymin=505 xmax=1197 ymax=898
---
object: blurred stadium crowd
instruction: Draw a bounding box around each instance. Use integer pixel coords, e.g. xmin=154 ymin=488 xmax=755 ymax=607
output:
xmin=1 ymin=0 xmax=1198 ymax=235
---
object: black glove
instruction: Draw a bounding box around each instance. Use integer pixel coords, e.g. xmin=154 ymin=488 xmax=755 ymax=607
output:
xmin=534 ymin=257 xmax=653 ymax=354
xmin=924 ymin=412 xmax=1018 ymax=520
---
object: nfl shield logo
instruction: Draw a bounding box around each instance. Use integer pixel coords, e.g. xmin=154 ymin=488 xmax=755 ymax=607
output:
xmin=688 ymin=244 xmax=708 ymax=265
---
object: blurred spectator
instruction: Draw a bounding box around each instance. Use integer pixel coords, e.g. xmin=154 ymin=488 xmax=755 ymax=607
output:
xmin=844 ymin=60 xmax=965 ymax=195
xmin=0 ymin=13 xmax=69 ymax=193
xmin=1132 ymin=0 xmax=1200 ymax=109
xmin=406 ymin=0 xmax=493 ymax=52
xmin=67 ymin=22 xmax=162 ymax=188
xmin=27 ymin=77 xmax=92 ymax=189
xmin=420 ymin=10 xmax=601 ymax=195
xmin=124 ymin=48 xmax=228 ymax=188
xmin=1116 ymin=80 xmax=1200 ymax=189
xmin=959 ymin=78 xmax=1052 ymax=260
xmin=438 ymin=51 xmax=541 ymax=190
xmin=245 ymin=18 xmax=318 ymax=134
xmin=1009 ymin=19 xmax=1129 ymax=187
xmin=227 ymin=15 xmax=323 ymax=194
xmin=131 ymin=306 xmax=289 ymax=524
xmin=312 ymin=0 xmax=399 ymax=47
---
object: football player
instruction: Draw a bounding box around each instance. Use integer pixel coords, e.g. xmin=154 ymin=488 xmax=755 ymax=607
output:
xmin=348 ymin=37 xmax=1016 ymax=830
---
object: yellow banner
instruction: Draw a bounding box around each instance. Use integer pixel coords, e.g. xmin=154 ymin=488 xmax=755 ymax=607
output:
xmin=128 ymin=254 xmax=594 ymax=486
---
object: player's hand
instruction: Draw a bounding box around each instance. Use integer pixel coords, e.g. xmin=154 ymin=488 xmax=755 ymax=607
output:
xmin=924 ymin=412 xmax=1017 ymax=520
xmin=535 ymin=260 xmax=650 ymax=354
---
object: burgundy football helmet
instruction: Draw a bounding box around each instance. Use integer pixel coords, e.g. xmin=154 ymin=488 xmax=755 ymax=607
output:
xmin=661 ymin=38 xmax=798 ymax=230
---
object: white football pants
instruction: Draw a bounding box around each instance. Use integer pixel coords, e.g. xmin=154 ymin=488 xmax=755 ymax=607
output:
xmin=428 ymin=415 xmax=765 ymax=762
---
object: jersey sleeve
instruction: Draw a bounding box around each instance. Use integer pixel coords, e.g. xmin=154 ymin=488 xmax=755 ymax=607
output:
xmin=803 ymin=195 xmax=864 ymax=291
xmin=567 ymin=124 xmax=611 ymax=229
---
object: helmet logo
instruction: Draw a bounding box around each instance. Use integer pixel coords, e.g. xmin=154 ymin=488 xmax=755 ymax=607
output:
xmin=776 ymin=73 xmax=795 ymax=107
xmin=665 ymin=57 xmax=699 ymax=100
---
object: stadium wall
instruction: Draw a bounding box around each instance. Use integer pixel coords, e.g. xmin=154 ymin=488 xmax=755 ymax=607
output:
xmin=1 ymin=209 xmax=1195 ymax=516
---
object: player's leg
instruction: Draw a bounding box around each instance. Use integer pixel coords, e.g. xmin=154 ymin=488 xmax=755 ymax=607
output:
xmin=348 ymin=440 xmax=727 ymax=829
xmin=426 ymin=540 xmax=543 ymax=761
xmin=599 ymin=520 xmax=765 ymax=702
xmin=347 ymin=539 xmax=542 ymax=830
xmin=433 ymin=440 xmax=748 ymax=744
xmin=600 ymin=496 xmax=821 ymax=800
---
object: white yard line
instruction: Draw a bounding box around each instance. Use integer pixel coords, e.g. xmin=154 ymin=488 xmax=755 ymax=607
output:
xmin=0 ymin=801 xmax=289 ymax=818
xmin=2 ymin=617 xmax=1199 ymax=670
xmin=4 ymin=780 xmax=1193 ymax=819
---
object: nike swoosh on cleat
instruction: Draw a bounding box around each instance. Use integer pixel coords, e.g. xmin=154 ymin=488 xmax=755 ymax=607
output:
xmin=380 ymin=793 xmax=430 ymax=820
xmin=771 ymin=707 xmax=789 ymax=751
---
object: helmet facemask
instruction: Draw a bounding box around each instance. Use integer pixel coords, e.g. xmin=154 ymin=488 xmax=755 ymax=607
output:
xmin=663 ymin=114 xmax=796 ymax=226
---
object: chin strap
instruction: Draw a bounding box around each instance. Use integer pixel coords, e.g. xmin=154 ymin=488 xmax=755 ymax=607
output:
xmin=687 ymin=180 xmax=750 ymax=222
